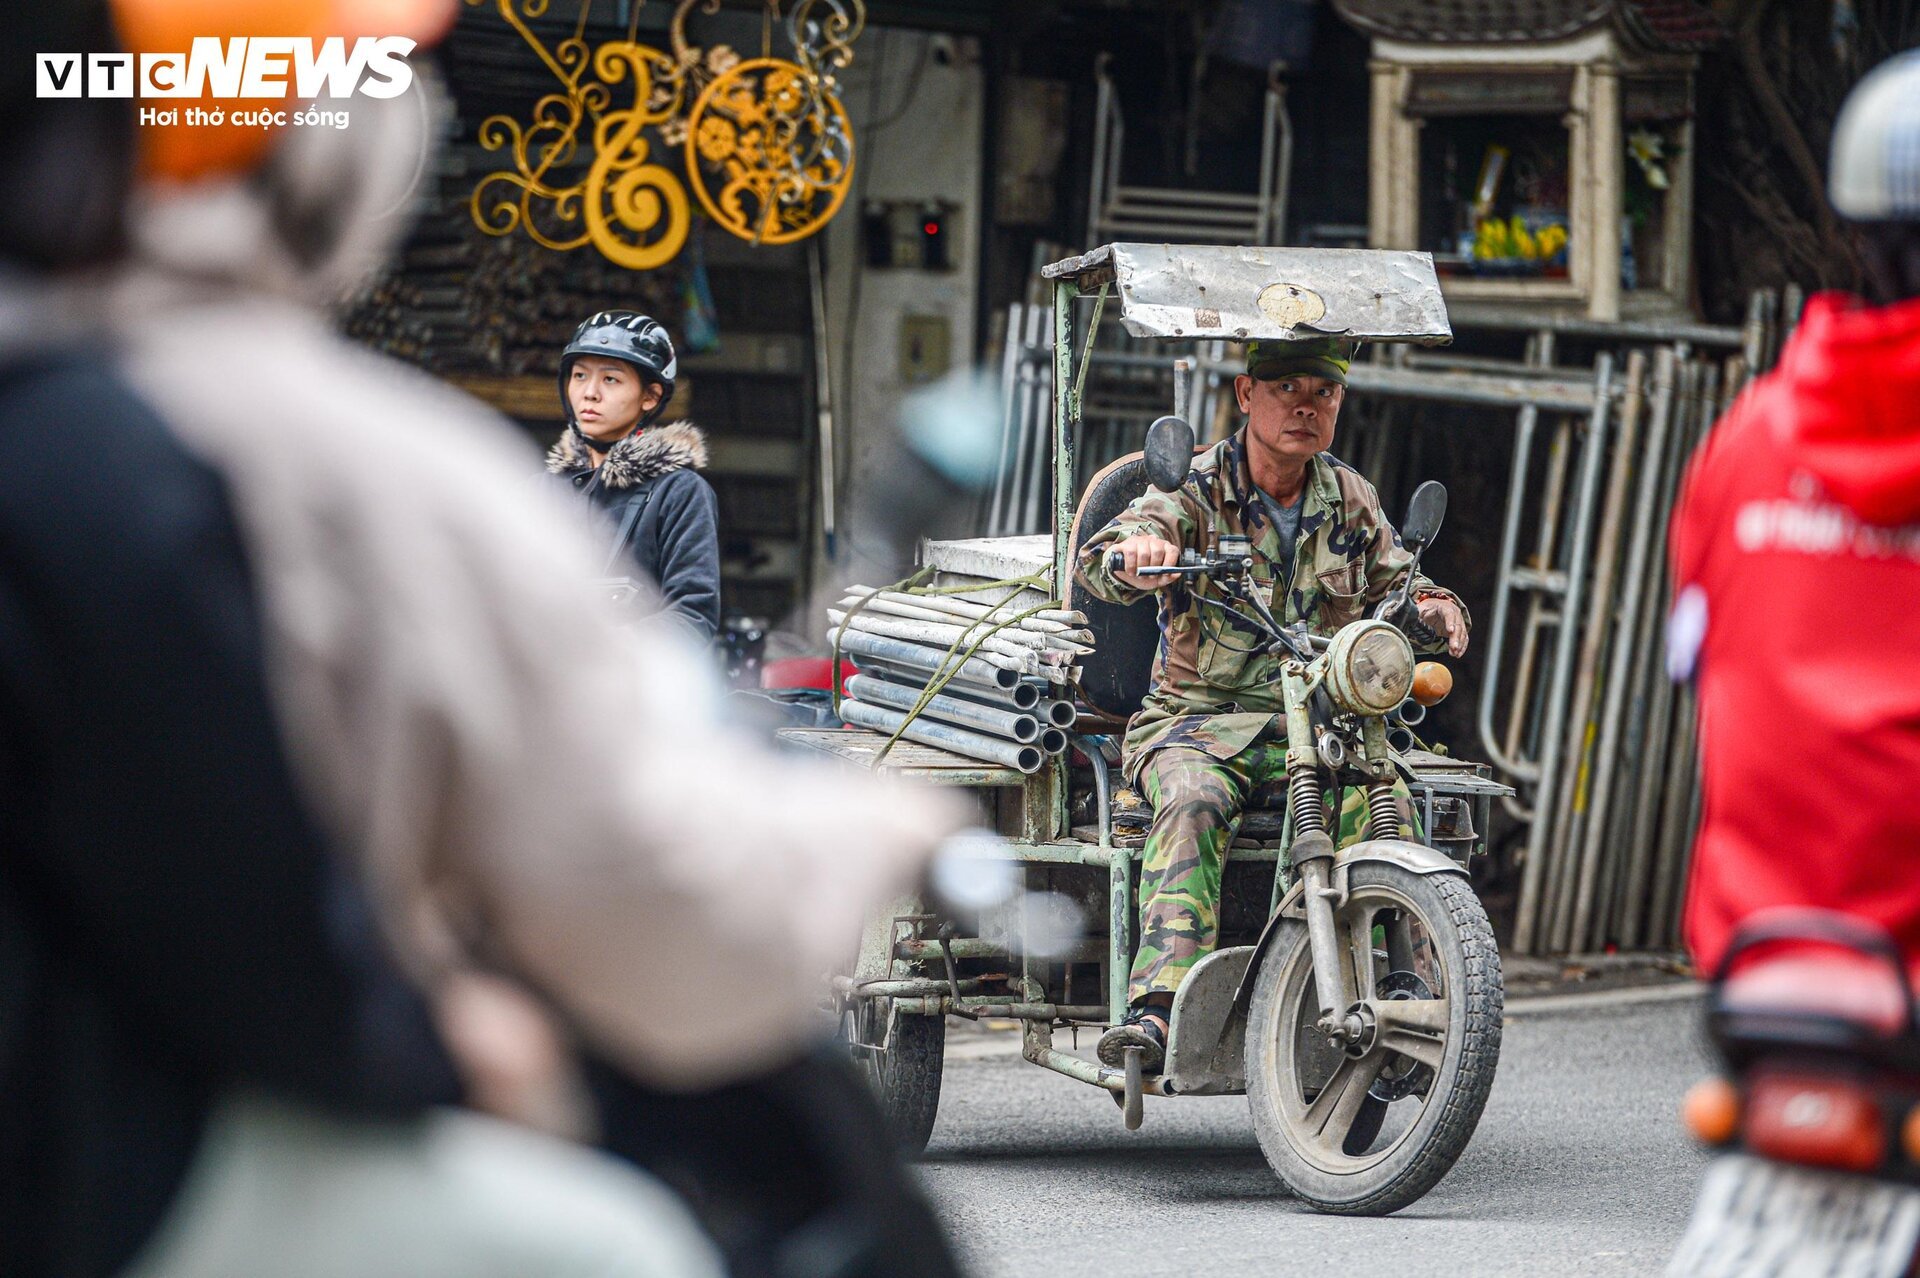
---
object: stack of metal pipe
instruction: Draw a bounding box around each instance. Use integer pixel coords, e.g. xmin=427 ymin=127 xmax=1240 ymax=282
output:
xmin=828 ymin=585 xmax=1084 ymax=773
xmin=1420 ymin=295 xmax=1799 ymax=958
xmin=1503 ymin=347 xmax=1736 ymax=957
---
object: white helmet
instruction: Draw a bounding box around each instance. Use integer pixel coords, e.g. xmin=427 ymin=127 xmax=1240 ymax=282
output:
xmin=1830 ymin=50 xmax=1920 ymax=221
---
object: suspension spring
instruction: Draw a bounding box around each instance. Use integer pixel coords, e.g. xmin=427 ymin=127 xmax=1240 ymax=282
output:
xmin=1367 ymin=780 xmax=1400 ymax=840
xmin=1289 ymin=765 xmax=1327 ymax=837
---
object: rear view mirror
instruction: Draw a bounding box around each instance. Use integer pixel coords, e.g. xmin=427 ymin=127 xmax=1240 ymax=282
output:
xmin=1401 ymin=481 xmax=1447 ymax=551
xmin=1144 ymin=415 xmax=1195 ymax=492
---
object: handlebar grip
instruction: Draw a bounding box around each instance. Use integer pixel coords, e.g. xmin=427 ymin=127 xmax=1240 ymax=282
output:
xmin=1106 ymin=547 xmax=1201 ymax=576
xmin=1404 ymin=612 xmax=1444 ymax=651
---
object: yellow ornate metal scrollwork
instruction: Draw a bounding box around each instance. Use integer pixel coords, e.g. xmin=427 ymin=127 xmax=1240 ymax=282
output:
xmin=468 ymin=0 xmax=863 ymax=266
xmin=789 ymin=0 xmax=865 ymax=80
xmin=468 ymin=0 xmax=692 ymax=269
xmin=685 ymin=57 xmax=853 ymax=245
xmin=679 ymin=0 xmax=862 ymax=245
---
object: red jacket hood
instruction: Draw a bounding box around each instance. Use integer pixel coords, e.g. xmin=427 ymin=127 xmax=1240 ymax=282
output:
xmin=1769 ymin=291 xmax=1920 ymax=525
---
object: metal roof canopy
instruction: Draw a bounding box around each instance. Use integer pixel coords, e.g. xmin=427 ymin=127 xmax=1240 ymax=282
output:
xmin=1039 ymin=243 xmax=1454 ymax=346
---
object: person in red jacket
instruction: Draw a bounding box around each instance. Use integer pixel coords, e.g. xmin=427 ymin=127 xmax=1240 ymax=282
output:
xmin=1670 ymin=50 xmax=1920 ymax=976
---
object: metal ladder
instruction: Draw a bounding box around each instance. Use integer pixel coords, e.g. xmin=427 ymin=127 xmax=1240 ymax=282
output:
xmin=1086 ymin=54 xmax=1292 ymax=249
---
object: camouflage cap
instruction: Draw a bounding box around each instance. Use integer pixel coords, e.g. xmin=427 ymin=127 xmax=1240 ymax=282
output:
xmin=1245 ymin=337 xmax=1360 ymax=386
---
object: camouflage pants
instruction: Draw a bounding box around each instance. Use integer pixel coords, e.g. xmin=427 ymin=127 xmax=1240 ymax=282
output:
xmin=1130 ymin=740 xmax=1418 ymax=1004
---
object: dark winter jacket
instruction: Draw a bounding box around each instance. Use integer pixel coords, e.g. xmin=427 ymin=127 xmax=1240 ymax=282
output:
xmin=546 ymin=420 xmax=722 ymax=641
xmin=0 ymin=354 xmax=462 ymax=1278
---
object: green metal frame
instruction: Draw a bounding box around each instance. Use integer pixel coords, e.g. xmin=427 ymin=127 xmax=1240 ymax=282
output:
xmin=1050 ymin=277 xmax=1077 ymax=594
xmin=1046 ymin=276 xmax=1130 ymax=1023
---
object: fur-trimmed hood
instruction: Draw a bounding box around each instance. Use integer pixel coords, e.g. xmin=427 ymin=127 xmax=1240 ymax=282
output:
xmin=545 ymin=420 xmax=709 ymax=489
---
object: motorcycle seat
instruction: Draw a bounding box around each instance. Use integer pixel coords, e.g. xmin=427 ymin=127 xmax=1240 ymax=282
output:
xmin=1066 ymin=450 xmax=1160 ymax=723
xmin=1721 ymin=950 xmax=1913 ymax=1037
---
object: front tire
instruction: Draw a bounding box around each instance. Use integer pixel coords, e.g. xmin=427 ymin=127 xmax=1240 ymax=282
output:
xmin=1245 ymin=862 xmax=1502 ymax=1215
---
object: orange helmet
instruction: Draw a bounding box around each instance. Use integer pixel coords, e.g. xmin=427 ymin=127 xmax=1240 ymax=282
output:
xmin=109 ymin=0 xmax=456 ymax=184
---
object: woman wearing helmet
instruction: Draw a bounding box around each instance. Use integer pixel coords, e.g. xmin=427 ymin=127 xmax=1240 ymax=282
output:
xmin=546 ymin=312 xmax=722 ymax=642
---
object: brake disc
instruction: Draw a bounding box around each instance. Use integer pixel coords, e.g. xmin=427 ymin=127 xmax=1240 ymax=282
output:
xmin=1369 ymin=970 xmax=1438 ymax=1101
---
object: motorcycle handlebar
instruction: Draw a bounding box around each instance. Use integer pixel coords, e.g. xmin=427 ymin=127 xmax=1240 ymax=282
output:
xmin=1103 ymin=548 xmax=1416 ymax=653
xmin=1104 ymin=548 xmax=1204 ymax=577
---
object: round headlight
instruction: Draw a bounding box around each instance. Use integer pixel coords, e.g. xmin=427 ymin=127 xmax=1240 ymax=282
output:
xmin=1324 ymin=620 xmax=1415 ymax=716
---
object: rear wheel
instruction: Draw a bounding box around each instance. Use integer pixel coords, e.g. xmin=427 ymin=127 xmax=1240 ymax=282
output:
xmin=836 ymin=899 xmax=948 ymax=1156
xmin=1245 ymin=863 xmax=1502 ymax=1215
xmin=840 ymin=997 xmax=945 ymax=1155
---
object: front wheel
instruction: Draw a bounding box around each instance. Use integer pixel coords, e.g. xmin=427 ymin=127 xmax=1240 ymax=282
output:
xmin=1245 ymin=862 xmax=1503 ymax=1215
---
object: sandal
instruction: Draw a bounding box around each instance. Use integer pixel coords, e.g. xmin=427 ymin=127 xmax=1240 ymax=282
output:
xmin=1097 ymin=1005 xmax=1168 ymax=1073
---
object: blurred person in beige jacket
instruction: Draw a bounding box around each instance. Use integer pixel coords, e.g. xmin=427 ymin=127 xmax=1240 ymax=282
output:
xmin=58 ymin=3 xmax=977 ymax=1272
xmin=92 ymin=8 xmax=968 ymax=1102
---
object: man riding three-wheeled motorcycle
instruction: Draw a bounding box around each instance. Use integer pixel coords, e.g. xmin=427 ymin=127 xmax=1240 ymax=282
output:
xmin=816 ymin=245 xmax=1512 ymax=1216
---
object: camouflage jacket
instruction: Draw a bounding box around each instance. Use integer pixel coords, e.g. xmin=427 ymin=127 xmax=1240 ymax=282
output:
xmin=1075 ymin=429 xmax=1469 ymax=782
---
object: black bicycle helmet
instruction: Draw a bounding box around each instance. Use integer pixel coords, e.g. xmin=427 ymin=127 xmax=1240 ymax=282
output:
xmin=558 ymin=310 xmax=677 ymax=424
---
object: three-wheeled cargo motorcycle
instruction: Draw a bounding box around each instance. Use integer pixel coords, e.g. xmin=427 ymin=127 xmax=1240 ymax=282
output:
xmin=784 ymin=243 xmax=1514 ymax=1216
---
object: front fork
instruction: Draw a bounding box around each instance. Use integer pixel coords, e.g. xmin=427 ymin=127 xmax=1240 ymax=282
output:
xmin=1283 ymin=666 xmax=1398 ymax=1044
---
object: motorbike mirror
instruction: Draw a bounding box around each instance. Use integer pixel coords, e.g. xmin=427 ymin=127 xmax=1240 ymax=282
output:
xmin=1401 ymin=480 xmax=1448 ymax=551
xmin=1143 ymin=415 xmax=1196 ymax=492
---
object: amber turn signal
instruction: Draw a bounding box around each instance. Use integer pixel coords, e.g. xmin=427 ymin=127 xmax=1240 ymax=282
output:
xmin=1903 ymin=1106 xmax=1920 ymax=1165
xmin=1411 ymin=661 xmax=1454 ymax=707
xmin=1683 ymin=1076 xmax=1741 ymax=1146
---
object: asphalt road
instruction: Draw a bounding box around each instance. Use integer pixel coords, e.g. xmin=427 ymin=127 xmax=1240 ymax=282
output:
xmin=916 ymin=990 xmax=1714 ymax=1278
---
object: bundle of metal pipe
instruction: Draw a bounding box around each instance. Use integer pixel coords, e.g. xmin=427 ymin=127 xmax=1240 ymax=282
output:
xmin=832 ymin=600 xmax=1094 ymax=655
xmin=857 ymin=660 xmax=1072 ymax=730
xmin=826 ymin=609 xmax=1081 ymax=682
xmin=827 ymin=578 xmax=1083 ymax=768
xmin=844 ymin=585 xmax=1089 ymax=631
xmin=854 ymin=652 xmax=1039 ymax=705
xmin=845 ymin=673 xmax=1044 ymax=744
xmin=839 ymin=698 xmax=1047 ymax=773
xmin=833 ymin=628 xmax=1020 ymax=691
xmin=834 ymin=657 xmax=1077 ymax=769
